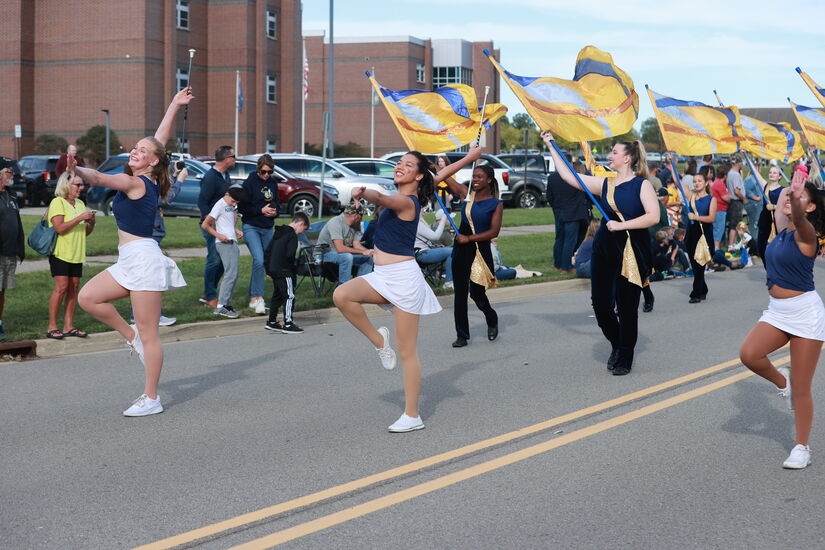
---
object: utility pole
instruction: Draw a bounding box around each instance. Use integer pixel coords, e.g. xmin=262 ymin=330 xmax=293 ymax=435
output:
xmin=101 ymin=109 xmax=110 ymax=159
xmin=328 ymin=0 xmax=334 ymax=157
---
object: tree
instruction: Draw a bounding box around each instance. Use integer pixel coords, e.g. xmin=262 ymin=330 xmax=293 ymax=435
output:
xmin=77 ymin=125 xmax=122 ymax=165
xmin=640 ymin=117 xmax=663 ymax=151
xmin=32 ymin=134 xmax=69 ymax=155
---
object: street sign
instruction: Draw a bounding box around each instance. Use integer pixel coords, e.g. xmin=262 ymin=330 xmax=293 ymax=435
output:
xmin=14 ymin=125 xmax=21 ymax=138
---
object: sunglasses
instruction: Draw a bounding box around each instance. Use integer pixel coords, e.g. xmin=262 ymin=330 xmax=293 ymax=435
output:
xmin=71 ymin=183 xmax=84 ymax=187
xmin=259 ymin=169 xmax=274 ymax=175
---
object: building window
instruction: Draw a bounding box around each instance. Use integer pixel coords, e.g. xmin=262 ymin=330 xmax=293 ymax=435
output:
xmin=266 ymin=10 xmax=278 ymax=39
xmin=176 ymin=0 xmax=189 ymax=30
xmin=432 ymin=66 xmax=472 ymax=89
xmin=176 ymin=67 xmax=189 ymax=91
xmin=266 ymin=139 xmax=277 ymax=153
xmin=416 ymin=63 xmax=425 ymax=84
xmin=266 ymin=75 xmax=277 ymax=104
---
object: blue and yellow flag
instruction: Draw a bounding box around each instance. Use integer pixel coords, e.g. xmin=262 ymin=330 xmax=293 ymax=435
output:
xmin=580 ymin=141 xmax=615 ymax=177
xmin=485 ymin=46 xmax=638 ymax=141
xmin=789 ymin=99 xmax=825 ymax=150
xmin=367 ymin=74 xmax=507 ymax=154
xmin=647 ymin=87 xmax=741 ymax=155
xmin=797 ymin=67 xmax=825 ymax=109
xmin=739 ymin=115 xmax=803 ymax=162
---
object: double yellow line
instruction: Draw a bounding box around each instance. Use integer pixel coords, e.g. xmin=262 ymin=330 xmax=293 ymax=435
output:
xmin=136 ymin=353 xmax=788 ymax=550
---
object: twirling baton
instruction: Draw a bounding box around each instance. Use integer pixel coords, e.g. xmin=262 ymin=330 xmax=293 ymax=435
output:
xmin=180 ymin=49 xmax=196 ymax=154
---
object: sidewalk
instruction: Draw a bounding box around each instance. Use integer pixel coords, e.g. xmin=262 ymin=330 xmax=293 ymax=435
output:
xmin=17 ymin=224 xmax=555 ymax=274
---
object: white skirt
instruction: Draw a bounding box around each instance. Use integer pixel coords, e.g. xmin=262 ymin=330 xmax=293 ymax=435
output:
xmin=361 ymin=259 xmax=442 ymax=315
xmin=758 ymin=291 xmax=825 ymax=341
xmin=107 ymin=238 xmax=187 ymax=292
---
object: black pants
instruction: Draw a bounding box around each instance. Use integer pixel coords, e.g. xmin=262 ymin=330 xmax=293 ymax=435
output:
xmin=642 ymin=285 xmax=654 ymax=306
xmin=590 ymin=248 xmax=642 ymax=369
xmin=687 ymin=222 xmax=713 ymax=299
xmin=268 ymin=275 xmax=296 ymax=324
xmin=452 ymin=242 xmax=498 ymax=339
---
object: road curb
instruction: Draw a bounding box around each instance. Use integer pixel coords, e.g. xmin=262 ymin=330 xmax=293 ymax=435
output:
xmin=29 ymin=278 xmax=588 ymax=360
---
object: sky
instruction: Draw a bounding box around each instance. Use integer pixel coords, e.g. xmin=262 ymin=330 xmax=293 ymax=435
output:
xmin=303 ymin=0 xmax=825 ymax=132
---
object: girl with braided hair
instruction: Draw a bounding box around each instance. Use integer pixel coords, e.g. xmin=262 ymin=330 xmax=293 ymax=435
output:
xmin=71 ymin=88 xmax=193 ymax=417
xmin=739 ymin=173 xmax=825 ymax=469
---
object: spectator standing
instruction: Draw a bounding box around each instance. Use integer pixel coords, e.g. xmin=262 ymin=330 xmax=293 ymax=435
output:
xmin=743 ymin=165 xmax=764 ymax=241
xmin=726 ymin=155 xmax=747 ymax=246
xmin=197 ymin=145 xmax=235 ymax=308
xmin=682 ymin=159 xmax=697 ymax=191
xmin=318 ymin=204 xmax=373 ymax=283
xmin=414 ymin=209 xmax=454 ymax=288
xmin=264 ymin=212 xmax=310 ymax=333
xmin=647 ymin=164 xmax=663 ymax=192
xmin=547 ymin=162 xmax=590 ymax=273
xmin=238 ymin=154 xmax=281 ymax=314
xmin=665 ymin=178 xmax=683 ymax=228
xmin=710 ymin=164 xmax=730 ymax=248
xmin=658 ymin=162 xmax=672 ymax=193
xmin=55 ymin=144 xmax=85 ymax=178
xmin=46 ymin=172 xmax=96 ymax=339
xmin=0 ymin=160 xmax=24 ymax=339
xmin=696 ymin=154 xmax=712 ymax=171
xmin=201 ymin=186 xmax=245 ymax=318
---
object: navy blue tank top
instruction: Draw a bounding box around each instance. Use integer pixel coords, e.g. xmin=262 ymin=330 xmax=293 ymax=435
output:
xmin=111 ymin=175 xmax=159 ymax=238
xmin=767 ymin=186 xmax=783 ymax=206
xmin=373 ymin=195 xmax=420 ymax=257
xmin=599 ymin=177 xmax=646 ymax=221
xmin=765 ymin=229 xmax=815 ymax=292
xmin=459 ymin=197 xmax=502 ymax=236
xmin=693 ymin=194 xmax=712 ymax=216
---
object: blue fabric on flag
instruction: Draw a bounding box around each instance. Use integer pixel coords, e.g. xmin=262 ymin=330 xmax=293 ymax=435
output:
xmin=238 ymin=79 xmax=245 ymax=114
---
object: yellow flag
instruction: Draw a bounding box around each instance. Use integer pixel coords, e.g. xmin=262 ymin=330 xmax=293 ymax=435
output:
xmin=367 ymin=74 xmax=506 ymax=154
xmin=739 ymin=115 xmax=804 ymax=162
xmin=485 ymin=46 xmax=638 ymax=141
xmin=789 ymin=99 xmax=825 ymax=150
xmin=797 ymin=67 xmax=825 ymax=109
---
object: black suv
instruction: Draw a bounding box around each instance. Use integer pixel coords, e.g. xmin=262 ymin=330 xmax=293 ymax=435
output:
xmin=18 ymin=155 xmax=60 ymax=206
xmin=1 ymin=157 xmax=30 ymax=207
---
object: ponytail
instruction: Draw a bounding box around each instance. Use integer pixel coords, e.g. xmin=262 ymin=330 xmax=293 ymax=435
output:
xmin=618 ymin=140 xmax=649 ymax=179
xmin=406 ymin=151 xmax=435 ymax=206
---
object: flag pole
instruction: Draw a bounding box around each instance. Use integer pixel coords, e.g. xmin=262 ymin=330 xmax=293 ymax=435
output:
xmin=645 ymin=85 xmax=692 ymax=224
xmin=712 ymin=90 xmax=769 ymax=204
xmin=788 ymin=97 xmax=825 ymax=178
xmin=234 ymin=70 xmax=240 ymax=155
xmin=302 ymin=39 xmax=307 ymax=155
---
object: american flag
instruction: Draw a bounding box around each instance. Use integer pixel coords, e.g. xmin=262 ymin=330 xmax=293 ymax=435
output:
xmin=302 ymin=43 xmax=309 ymax=101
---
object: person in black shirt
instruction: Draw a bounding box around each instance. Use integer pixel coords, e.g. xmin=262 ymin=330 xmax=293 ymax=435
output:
xmin=238 ymin=154 xmax=281 ymax=314
xmin=0 ymin=160 xmax=24 ymax=339
xmin=196 ymin=145 xmax=234 ymax=307
xmin=264 ymin=212 xmax=310 ymax=333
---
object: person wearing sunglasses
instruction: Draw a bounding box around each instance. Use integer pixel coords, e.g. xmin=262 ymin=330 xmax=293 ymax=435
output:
xmin=0 ymin=159 xmax=24 ymax=340
xmin=237 ymin=154 xmax=281 ymax=315
xmin=45 ymin=172 xmax=96 ymax=339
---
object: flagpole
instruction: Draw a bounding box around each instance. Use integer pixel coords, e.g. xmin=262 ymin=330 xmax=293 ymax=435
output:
xmin=370 ymin=65 xmax=375 ymax=158
xmin=645 ymin=85 xmax=693 ymax=223
xmin=788 ymin=97 xmax=825 ymax=178
xmin=302 ymin=39 xmax=307 ymax=155
xmin=234 ymin=70 xmax=240 ymax=155
xmin=547 ymin=139 xmax=609 ymax=220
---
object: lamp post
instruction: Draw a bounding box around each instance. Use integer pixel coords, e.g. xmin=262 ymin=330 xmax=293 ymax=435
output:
xmin=101 ymin=109 xmax=110 ymax=160
xmin=328 ymin=0 xmax=334 ymax=157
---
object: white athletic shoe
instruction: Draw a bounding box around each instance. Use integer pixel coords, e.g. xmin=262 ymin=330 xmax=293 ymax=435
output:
xmin=388 ymin=413 xmax=425 ymax=433
xmin=376 ymin=326 xmax=396 ymax=370
xmin=126 ymin=324 xmax=145 ymax=366
xmin=158 ymin=315 xmax=177 ymax=327
xmin=443 ymin=281 xmax=454 ymax=290
xmin=777 ymin=366 xmax=793 ymax=411
xmin=123 ymin=394 xmax=163 ymax=417
xmin=782 ymin=444 xmax=811 ymax=469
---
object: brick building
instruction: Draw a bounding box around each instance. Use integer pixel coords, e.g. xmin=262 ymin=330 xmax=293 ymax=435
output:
xmin=1 ymin=0 xmax=303 ymax=161
xmin=303 ymin=34 xmax=501 ymax=157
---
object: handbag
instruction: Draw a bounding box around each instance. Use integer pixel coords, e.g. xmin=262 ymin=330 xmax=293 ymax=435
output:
xmin=27 ymin=213 xmax=58 ymax=256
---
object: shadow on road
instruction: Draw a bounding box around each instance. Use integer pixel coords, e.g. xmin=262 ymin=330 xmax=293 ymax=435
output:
xmin=721 ymin=378 xmax=792 ymax=446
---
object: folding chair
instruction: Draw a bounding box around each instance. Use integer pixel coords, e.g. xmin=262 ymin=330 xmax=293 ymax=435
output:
xmin=295 ymin=221 xmax=338 ymax=297
xmin=415 ymin=252 xmax=446 ymax=288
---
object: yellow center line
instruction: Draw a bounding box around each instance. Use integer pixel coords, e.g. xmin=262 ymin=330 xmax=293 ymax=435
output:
xmin=230 ymin=370 xmax=755 ymax=549
xmin=135 ymin=352 xmax=788 ymax=550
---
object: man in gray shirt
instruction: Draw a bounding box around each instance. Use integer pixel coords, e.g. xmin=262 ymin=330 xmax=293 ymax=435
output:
xmin=725 ymin=155 xmax=747 ymax=246
xmin=318 ymin=203 xmax=373 ymax=283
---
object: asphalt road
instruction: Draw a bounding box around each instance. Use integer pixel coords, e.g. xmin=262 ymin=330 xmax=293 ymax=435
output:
xmin=3 ymin=264 xmax=825 ymax=549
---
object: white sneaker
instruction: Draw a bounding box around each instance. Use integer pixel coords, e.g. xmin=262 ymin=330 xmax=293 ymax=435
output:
xmin=126 ymin=324 xmax=145 ymax=365
xmin=123 ymin=394 xmax=163 ymax=417
xmin=782 ymin=444 xmax=811 ymax=469
xmin=158 ymin=315 xmax=177 ymax=327
xmin=254 ymin=300 xmax=267 ymax=315
xmin=777 ymin=366 xmax=793 ymax=410
xmin=443 ymin=281 xmax=454 ymax=290
xmin=376 ymin=326 xmax=396 ymax=370
xmin=388 ymin=413 xmax=425 ymax=433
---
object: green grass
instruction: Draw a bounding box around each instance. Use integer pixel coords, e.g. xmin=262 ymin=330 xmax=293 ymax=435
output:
xmin=1 ymin=231 xmax=572 ymax=342
xmin=22 ymin=208 xmax=555 ymax=259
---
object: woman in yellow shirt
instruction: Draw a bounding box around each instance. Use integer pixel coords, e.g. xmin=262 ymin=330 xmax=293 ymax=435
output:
xmin=46 ymin=171 xmax=96 ymax=339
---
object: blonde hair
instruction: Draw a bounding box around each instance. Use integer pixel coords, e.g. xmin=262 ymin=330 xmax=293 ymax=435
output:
xmin=736 ymin=221 xmax=748 ymax=233
xmin=586 ymin=218 xmax=601 ymax=238
xmin=124 ymin=136 xmax=172 ymax=199
xmin=54 ymin=171 xmax=81 ymax=199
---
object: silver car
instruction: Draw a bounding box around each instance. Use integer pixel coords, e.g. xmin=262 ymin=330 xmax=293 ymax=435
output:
xmin=241 ymin=153 xmax=396 ymax=215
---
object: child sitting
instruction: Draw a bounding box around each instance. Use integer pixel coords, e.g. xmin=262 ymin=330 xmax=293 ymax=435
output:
xmin=727 ymin=221 xmax=752 ymax=267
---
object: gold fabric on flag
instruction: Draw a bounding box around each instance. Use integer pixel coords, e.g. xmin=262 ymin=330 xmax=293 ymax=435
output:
xmin=463 ymin=190 xmax=497 ymax=289
xmin=605 ymin=179 xmax=644 ymax=288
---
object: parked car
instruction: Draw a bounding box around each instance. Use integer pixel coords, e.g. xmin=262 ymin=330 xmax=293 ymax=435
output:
xmin=333 ymin=157 xmax=397 ymax=178
xmin=241 ymin=154 xmax=396 ymax=215
xmin=2 ymin=157 xmax=31 ymax=207
xmin=498 ymin=153 xmax=556 ymax=174
xmin=200 ymin=158 xmax=340 ymax=217
xmin=17 ymin=155 xmax=60 ymax=206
